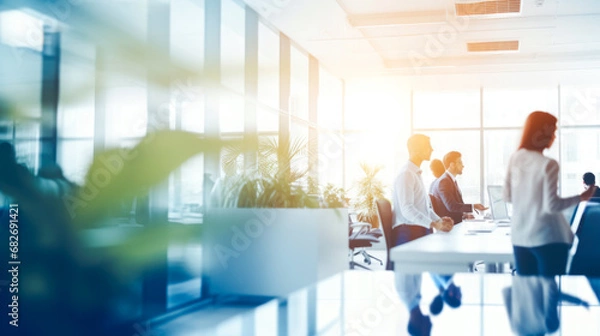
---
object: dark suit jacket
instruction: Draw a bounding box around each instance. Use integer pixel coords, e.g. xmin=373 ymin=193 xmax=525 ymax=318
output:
xmin=430 ymin=172 xmax=472 ymax=224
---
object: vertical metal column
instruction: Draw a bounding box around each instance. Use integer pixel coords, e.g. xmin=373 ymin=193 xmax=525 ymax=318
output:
xmin=40 ymin=26 xmax=61 ymax=168
xmin=245 ymin=7 xmax=258 ymax=170
xmin=203 ymin=0 xmax=222 ymax=205
xmin=341 ymin=80 xmax=346 ymax=189
xmin=93 ymin=47 xmax=106 ymax=155
xmin=142 ymin=0 xmax=171 ymax=317
xmin=308 ymin=56 xmax=319 ymax=193
xmin=278 ymin=34 xmax=291 ymax=174
xmin=480 ymin=86 xmax=485 ymax=203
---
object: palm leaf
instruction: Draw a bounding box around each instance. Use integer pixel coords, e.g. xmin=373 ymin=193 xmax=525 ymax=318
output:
xmin=73 ymin=131 xmax=240 ymax=226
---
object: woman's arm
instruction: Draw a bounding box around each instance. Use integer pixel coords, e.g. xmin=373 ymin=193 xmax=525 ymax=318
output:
xmin=543 ymin=160 xmax=579 ymax=212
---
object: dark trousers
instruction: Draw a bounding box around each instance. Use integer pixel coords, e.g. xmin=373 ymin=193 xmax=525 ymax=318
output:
xmin=392 ymin=224 xmax=432 ymax=247
xmin=392 ymin=224 xmax=452 ymax=288
xmin=513 ymin=243 xmax=571 ymax=276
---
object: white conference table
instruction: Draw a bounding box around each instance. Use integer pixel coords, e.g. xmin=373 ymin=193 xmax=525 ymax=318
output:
xmin=390 ymin=222 xmax=514 ymax=274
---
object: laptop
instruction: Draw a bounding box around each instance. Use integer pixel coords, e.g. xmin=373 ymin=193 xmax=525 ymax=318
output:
xmin=487 ymin=185 xmax=511 ymax=226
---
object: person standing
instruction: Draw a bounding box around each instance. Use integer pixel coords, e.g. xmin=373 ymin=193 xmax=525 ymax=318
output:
xmin=504 ymin=111 xmax=597 ymax=276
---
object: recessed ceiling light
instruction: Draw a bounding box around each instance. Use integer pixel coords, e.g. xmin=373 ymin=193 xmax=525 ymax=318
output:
xmin=455 ymin=0 xmax=521 ymax=16
xmin=467 ymin=40 xmax=520 ymax=52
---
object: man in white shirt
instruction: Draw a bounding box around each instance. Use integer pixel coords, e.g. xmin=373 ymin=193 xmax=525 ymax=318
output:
xmin=392 ymin=134 xmax=454 ymax=336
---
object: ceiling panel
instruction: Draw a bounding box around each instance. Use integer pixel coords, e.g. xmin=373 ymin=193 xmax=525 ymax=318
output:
xmin=338 ymin=0 xmax=447 ymax=15
xmin=555 ymin=0 xmax=600 ymax=15
xmin=242 ymin=0 xmax=600 ymax=77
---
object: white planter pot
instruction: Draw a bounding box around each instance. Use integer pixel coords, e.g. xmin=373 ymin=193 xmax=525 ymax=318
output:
xmin=203 ymin=208 xmax=348 ymax=297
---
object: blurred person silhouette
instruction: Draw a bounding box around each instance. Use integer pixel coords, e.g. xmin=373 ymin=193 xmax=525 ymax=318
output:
xmin=392 ymin=134 xmax=454 ymax=336
xmin=504 ymin=111 xmax=596 ymax=278
xmin=0 ymin=142 xmax=84 ymax=335
xmin=503 ymin=275 xmax=588 ymax=335
xmin=429 ymin=159 xmax=445 ymax=179
xmin=502 ymin=112 xmax=597 ymax=336
xmin=428 ymin=158 xmax=447 ymax=226
xmin=583 ymin=172 xmax=600 ymax=198
xmin=38 ymin=163 xmax=79 ymax=196
xmin=430 ymin=151 xmax=487 ymax=224
xmin=0 ymin=131 xmax=216 ymax=336
xmin=428 ymin=159 xmax=445 ymax=196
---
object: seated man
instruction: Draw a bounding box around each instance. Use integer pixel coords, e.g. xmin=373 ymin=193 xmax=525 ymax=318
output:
xmin=430 ymin=151 xmax=487 ymax=224
xmin=583 ymin=172 xmax=600 ymax=198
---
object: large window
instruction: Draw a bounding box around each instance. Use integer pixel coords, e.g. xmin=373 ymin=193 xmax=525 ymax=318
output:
xmin=560 ymin=128 xmax=600 ymax=197
xmin=413 ymin=90 xmax=480 ymax=200
xmin=343 ymin=79 xmax=410 ymax=191
xmin=257 ymin=21 xmax=280 ymax=133
xmin=343 ymin=131 xmax=396 ymax=197
xmin=168 ymin=0 xmax=206 ymax=221
xmin=170 ymin=0 xmax=205 ymax=135
xmin=413 ymin=90 xmax=480 ymax=129
xmin=290 ymin=121 xmax=310 ymax=187
xmin=318 ymin=131 xmax=344 ymax=187
xmin=0 ymin=12 xmax=43 ymax=175
xmin=166 ymin=0 xmax=207 ymax=312
xmin=290 ymin=46 xmax=309 ymax=121
xmin=170 ymin=0 xmax=205 ymax=71
xmin=483 ymin=88 xmax=558 ymax=128
xmin=318 ymin=67 xmax=343 ymax=130
xmin=104 ymin=84 xmax=148 ymax=144
xmin=409 ymin=87 xmax=568 ymax=204
xmin=560 ymin=85 xmax=600 ymax=196
xmin=561 ymin=86 xmax=600 ymax=126
xmin=220 ymin=0 xmax=245 ymax=133
xmin=483 ymin=130 xmax=521 ymax=193
xmin=57 ymin=34 xmax=95 ymax=183
xmin=426 ymin=131 xmax=480 ymax=203
xmin=317 ymin=68 xmax=343 ymax=186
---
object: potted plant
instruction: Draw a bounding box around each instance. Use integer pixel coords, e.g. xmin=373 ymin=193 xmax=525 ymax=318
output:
xmin=203 ymin=139 xmax=347 ymax=297
xmin=321 ymin=183 xmax=348 ymax=208
xmin=351 ymin=162 xmax=386 ymax=228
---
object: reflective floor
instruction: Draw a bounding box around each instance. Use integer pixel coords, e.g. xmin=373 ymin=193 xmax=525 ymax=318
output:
xmin=156 ymin=270 xmax=600 ymax=335
xmin=333 ymin=271 xmax=600 ymax=336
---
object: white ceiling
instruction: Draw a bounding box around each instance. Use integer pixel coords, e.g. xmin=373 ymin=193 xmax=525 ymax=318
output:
xmin=244 ymin=0 xmax=600 ymax=78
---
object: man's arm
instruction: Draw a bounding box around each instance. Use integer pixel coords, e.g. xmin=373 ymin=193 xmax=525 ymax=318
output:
xmin=437 ymin=177 xmax=473 ymax=213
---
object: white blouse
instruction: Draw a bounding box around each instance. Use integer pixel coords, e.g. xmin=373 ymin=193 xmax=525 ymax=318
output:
xmin=504 ymin=149 xmax=580 ymax=247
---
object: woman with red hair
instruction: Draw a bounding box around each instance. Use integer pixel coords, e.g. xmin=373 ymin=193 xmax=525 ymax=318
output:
xmin=504 ymin=111 xmax=596 ymax=276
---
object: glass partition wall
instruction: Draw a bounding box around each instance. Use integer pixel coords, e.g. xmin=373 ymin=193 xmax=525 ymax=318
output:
xmin=0 ymin=0 xmax=345 ymax=321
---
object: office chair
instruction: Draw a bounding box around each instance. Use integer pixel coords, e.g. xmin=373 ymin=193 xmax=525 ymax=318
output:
xmin=348 ymin=221 xmax=380 ymax=270
xmin=349 ymin=215 xmax=384 ymax=266
xmin=588 ymin=197 xmax=600 ymax=203
xmin=568 ymin=202 xmax=600 ymax=276
xmin=375 ymin=199 xmax=394 ymax=270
